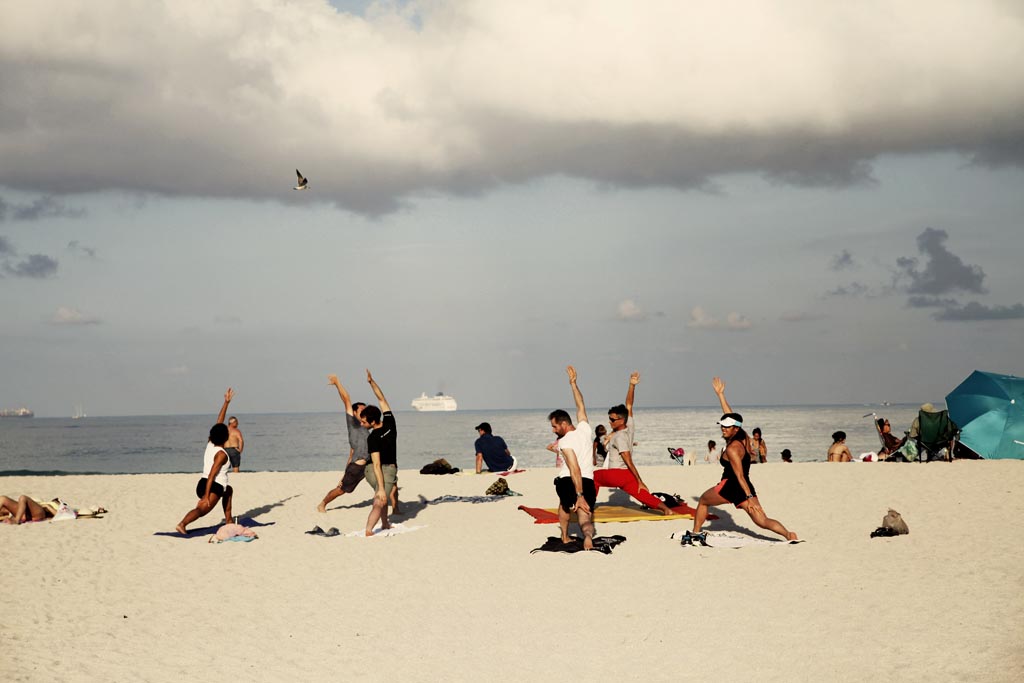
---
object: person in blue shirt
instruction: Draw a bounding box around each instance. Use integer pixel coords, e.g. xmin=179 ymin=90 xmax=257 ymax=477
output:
xmin=474 ymin=422 xmax=515 ymax=473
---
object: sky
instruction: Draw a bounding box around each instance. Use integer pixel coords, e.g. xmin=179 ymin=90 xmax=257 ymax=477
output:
xmin=1 ymin=0 xmax=1023 ymax=417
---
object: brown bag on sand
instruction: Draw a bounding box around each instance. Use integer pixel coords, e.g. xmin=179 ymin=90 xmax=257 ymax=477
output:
xmin=882 ymin=508 xmax=909 ymax=535
xmin=485 ymin=478 xmax=510 ymax=496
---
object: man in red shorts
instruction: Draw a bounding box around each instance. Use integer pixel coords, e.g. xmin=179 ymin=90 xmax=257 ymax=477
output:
xmin=593 ymin=372 xmax=673 ymax=515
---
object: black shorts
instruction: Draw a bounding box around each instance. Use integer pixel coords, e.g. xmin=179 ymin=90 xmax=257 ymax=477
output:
xmin=225 ymin=447 xmax=241 ymax=468
xmin=554 ymin=476 xmax=597 ymax=513
xmin=715 ymin=477 xmax=757 ymax=507
xmin=196 ymin=477 xmax=229 ymax=500
xmin=338 ymin=461 xmax=367 ymax=493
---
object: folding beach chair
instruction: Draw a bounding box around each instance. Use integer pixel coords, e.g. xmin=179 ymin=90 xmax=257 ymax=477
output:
xmin=667 ymin=448 xmax=686 ymax=465
xmin=914 ymin=409 xmax=959 ymax=462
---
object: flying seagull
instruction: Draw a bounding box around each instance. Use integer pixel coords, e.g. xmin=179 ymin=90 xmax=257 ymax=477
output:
xmin=293 ymin=169 xmax=309 ymax=191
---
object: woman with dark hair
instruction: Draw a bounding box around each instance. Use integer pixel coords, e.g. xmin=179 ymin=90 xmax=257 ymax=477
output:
xmin=683 ymin=377 xmax=797 ymax=545
xmin=750 ymin=427 xmax=768 ymax=463
xmin=176 ymin=388 xmax=235 ymax=536
xmin=592 ymin=424 xmax=608 ymax=467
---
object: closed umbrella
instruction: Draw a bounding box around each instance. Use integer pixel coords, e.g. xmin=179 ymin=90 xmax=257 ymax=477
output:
xmin=945 ymin=370 xmax=1024 ymax=460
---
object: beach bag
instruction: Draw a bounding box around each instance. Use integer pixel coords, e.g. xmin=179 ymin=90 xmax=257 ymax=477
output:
xmin=649 ymin=492 xmax=682 ymax=509
xmin=419 ymin=458 xmax=459 ymax=475
xmin=52 ymin=499 xmax=77 ymax=521
xmin=485 ymin=478 xmax=510 ymax=496
xmin=871 ymin=508 xmax=909 ymax=537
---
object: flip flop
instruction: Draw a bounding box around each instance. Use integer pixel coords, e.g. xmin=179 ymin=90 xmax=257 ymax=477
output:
xmin=323 ymin=527 xmax=340 ymax=537
xmin=305 ymin=525 xmax=326 ymax=536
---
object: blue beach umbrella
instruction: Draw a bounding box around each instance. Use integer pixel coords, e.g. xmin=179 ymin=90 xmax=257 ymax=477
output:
xmin=945 ymin=370 xmax=1024 ymax=460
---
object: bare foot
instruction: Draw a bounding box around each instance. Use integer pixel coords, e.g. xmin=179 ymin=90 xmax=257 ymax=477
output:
xmin=175 ymin=523 xmax=188 ymax=536
xmin=660 ymin=505 xmax=674 ymax=516
xmin=364 ymin=529 xmax=375 ymax=537
xmin=787 ymin=532 xmax=799 ymax=541
xmin=583 ymin=536 xmax=594 ymax=550
xmin=561 ymin=535 xmax=571 ymax=544
xmin=381 ymin=522 xmax=393 ymax=530
xmin=316 ymin=502 xmax=327 ymax=513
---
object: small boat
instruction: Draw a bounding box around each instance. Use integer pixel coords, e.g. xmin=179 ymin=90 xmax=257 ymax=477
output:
xmin=72 ymin=405 xmax=87 ymax=420
xmin=411 ymin=392 xmax=458 ymax=412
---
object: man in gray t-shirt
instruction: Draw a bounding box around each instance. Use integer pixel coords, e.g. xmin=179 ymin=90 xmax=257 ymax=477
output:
xmin=318 ymin=374 xmax=371 ymax=513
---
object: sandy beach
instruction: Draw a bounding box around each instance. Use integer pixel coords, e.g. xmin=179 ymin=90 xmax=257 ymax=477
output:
xmin=2 ymin=462 xmax=1022 ymax=682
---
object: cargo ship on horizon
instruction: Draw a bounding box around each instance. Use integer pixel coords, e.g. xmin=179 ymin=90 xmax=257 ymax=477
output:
xmin=0 ymin=407 xmax=34 ymax=418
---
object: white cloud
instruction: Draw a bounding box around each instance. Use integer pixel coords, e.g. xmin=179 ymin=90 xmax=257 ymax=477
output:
xmin=51 ymin=306 xmax=101 ymax=325
xmin=0 ymin=2 xmax=1021 ymax=212
xmin=687 ymin=306 xmax=751 ymax=331
xmin=616 ymin=298 xmax=647 ymax=322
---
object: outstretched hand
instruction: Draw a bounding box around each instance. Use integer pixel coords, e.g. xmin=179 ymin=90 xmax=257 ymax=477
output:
xmin=567 ymin=365 xmax=577 ymax=384
xmin=224 ymin=388 xmax=235 ymax=403
xmin=366 ymin=369 xmax=374 ymax=384
xmin=712 ymin=377 xmax=725 ymax=395
xmin=630 ymin=371 xmax=640 ymax=386
xmin=327 ymin=374 xmax=339 ymax=386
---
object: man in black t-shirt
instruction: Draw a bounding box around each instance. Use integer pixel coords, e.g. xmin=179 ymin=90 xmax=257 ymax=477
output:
xmin=361 ymin=369 xmax=399 ymax=536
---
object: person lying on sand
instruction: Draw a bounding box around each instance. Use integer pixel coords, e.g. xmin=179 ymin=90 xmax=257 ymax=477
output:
xmin=0 ymin=495 xmax=56 ymax=524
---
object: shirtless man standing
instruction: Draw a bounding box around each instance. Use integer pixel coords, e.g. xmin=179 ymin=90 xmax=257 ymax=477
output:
xmin=226 ymin=416 xmax=244 ymax=473
xmin=828 ymin=431 xmax=852 ymax=462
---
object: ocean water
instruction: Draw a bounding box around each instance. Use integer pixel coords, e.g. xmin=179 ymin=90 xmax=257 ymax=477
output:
xmin=0 ymin=404 xmax=925 ymax=475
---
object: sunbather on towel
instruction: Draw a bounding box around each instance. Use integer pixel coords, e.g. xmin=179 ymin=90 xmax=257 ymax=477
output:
xmin=592 ymin=372 xmax=674 ymax=515
xmin=0 ymin=495 xmax=56 ymax=524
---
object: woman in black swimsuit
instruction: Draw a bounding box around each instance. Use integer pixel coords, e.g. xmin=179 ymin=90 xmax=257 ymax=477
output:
xmin=684 ymin=377 xmax=797 ymax=544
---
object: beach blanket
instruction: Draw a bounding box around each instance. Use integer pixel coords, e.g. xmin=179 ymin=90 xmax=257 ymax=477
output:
xmin=518 ymin=503 xmax=713 ymax=524
xmin=672 ymin=530 xmax=802 ymax=548
xmin=343 ymin=523 xmax=425 ymax=538
xmin=425 ymin=495 xmax=513 ymax=505
xmin=530 ymin=535 xmax=627 ymax=555
xmin=210 ymin=523 xmax=258 ymax=543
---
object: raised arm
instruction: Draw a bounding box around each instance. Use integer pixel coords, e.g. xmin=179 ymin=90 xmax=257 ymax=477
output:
xmin=625 ymin=371 xmax=640 ymax=418
xmin=712 ymin=377 xmax=732 ymax=414
xmin=217 ymin=388 xmax=234 ymax=424
xmin=567 ymin=365 xmax=587 ymax=424
xmin=327 ymin=374 xmax=355 ymax=415
xmin=366 ymin=369 xmax=390 ymax=413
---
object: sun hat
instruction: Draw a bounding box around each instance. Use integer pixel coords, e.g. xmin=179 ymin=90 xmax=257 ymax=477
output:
xmin=718 ymin=413 xmax=743 ymax=428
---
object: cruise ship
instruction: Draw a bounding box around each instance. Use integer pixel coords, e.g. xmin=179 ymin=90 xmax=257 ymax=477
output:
xmin=411 ymin=392 xmax=458 ymax=412
xmin=0 ymin=407 xmax=34 ymax=418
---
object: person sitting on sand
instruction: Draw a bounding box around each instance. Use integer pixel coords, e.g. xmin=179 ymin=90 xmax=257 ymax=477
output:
xmin=828 ymin=431 xmax=852 ymax=462
xmin=175 ymin=388 xmax=235 ymax=536
xmin=706 ymin=440 xmax=717 ymax=463
xmin=683 ymin=377 xmax=797 ymax=545
xmin=362 ymin=369 xmax=400 ymax=536
xmin=474 ymin=422 xmax=515 ymax=473
xmin=550 ymin=365 xmax=597 ymax=550
xmin=0 ymin=495 xmax=56 ymax=524
xmin=592 ymin=371 xmax=674 ymax=515
xmin=318 ymin=374 xmax=370 ymax=513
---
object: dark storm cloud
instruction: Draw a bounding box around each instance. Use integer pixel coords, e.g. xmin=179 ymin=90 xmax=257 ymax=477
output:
xmin=67 ymin=240 xmax=97 ymax=259
xmin=827 ymin=282 xmax=869 ymax=297
xmin=0 ymin=3 xmax=1021 ymax=214
xmin=933 ymin=302 xmax=1024 ymax=321
xmin=0 ymin=195 xmax=85 ymax=222
xmin=896 ymin=228 xmax=987 ymax=295
xmin=830 ymin=250 xmax=855 ymax=271
xmin=4 ymin=254 xmax=58 ymax=278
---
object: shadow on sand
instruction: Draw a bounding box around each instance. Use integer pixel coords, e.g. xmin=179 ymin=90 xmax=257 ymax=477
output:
xmin=155 ymin=495 xmax=299 ymax=538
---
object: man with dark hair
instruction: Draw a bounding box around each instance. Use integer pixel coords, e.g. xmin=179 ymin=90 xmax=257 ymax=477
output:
xmin=175 ymin=388 xmax=236 ymax=535
xmin=317 ymin=374 xmax=370 ymax=513
xmin=474 ymin=422 xmax=515 ymax=474
xmin=362 ymin=370 xmax=400 ymax=535
xmin=549 ymin=365 xmax=596 ymax=550
xmin=592 ymin=372 xmax=673 ymax=515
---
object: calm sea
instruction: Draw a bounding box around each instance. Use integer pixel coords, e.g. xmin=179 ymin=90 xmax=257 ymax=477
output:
xmin=0 ymin=404 xmax=925 ymax=476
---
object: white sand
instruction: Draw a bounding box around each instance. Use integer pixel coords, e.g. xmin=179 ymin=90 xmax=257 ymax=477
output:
xmin=2 ymin=462 xmax=1023 ymax=682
